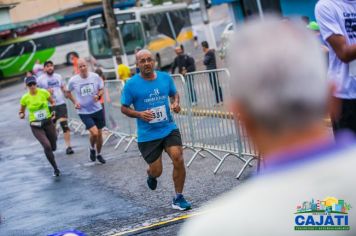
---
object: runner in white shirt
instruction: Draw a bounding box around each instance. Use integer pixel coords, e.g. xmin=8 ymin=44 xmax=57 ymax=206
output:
xmin=316 ymin=0 xmax=356 ymax=135
xmin=37 ymin=61 xmax=74 ymax=155
xmin=67 ymin=59 xmax=106 ymax=164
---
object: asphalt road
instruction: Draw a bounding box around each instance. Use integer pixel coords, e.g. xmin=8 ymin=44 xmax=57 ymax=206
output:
xmin=0 ymin=78 xmax=256 ymax=236
xmin=0 ymin=6 xmax=247 ymax=236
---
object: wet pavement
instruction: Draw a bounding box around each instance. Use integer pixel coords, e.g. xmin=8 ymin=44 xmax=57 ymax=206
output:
xmin=0 ymin=80 xmax=256 ymax=235
xmin=0 ymin=7 xmax=247 ymax=235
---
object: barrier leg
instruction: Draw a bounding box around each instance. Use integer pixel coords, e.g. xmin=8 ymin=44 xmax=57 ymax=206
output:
xmin=187 ymin=148 xmax=203 ymax=167
xmin=236 ymin=156 xmax=256 ymax=179
xmin=124 ymin=137 xmax=136 ymax=152
xmin=103 ymin=132 xmax=114 ymax=146
xmin=114 ymin=136 xmax=126 ymax=150
xmin=213 ymin=153 xmax=234 ymax=174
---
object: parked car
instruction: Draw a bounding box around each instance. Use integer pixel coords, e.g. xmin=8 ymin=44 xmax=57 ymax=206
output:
xmin=219 ymin=23 xmax=235 ymax=60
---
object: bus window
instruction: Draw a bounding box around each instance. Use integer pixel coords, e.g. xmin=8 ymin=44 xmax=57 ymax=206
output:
xmin=87 ymin=28 xmax=112 ymax=58
xmin=119 ymin=22 xmax=145 ymax=54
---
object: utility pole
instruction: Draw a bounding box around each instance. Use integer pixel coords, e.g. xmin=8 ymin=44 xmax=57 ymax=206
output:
xmin=199 ymin=0 xmax=217 ymax=49
xmin=102 ymin=0 xmax=122 ymax=74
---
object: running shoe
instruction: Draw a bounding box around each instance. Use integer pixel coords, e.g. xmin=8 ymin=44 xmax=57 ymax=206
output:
xmin=53 ymin=169 xmax=61 ymax=177
xmin=147 ymin=175 xmax=157 ymax=190
xmin=96 ymin=155 xmax=106 ymax=164
xmin=172 ymin=195 xmax=191 ymax=211
xmin=66 ymin=146 xmax=74 ymax=155
xmin=89 ymin=148 xmax=96 ymax=162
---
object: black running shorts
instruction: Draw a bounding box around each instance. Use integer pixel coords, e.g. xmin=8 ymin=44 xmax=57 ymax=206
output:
xmin=138 ymin=129 xmax=182 ymax=164
xmin=50 ymin=104 xmax=68 ymax=119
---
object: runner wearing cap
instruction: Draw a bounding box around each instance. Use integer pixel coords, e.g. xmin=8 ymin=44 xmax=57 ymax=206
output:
xmin=121 ymin=49 xmax=191 ymax=211
xmin=19 ymin=76 xmax=60 ymax=176
xmin=67 ymin=59 xmax=106 ymax=164
xmin=37 ymin=61 xmax=74 ymax=155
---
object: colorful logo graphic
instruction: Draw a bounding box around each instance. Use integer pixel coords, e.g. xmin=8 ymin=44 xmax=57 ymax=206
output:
xmin=294 ymin=197 xmax=352 ymax=231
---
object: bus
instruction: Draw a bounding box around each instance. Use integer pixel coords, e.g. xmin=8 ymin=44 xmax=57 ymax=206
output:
xmin=86 ymin=3 xmax=194 ymax=78
xmin=0 ymin=23 xmax=89 ymax=80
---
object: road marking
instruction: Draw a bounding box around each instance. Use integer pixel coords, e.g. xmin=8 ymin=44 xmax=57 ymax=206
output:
xmin=109 ymin=211 xmax=203 ymax=236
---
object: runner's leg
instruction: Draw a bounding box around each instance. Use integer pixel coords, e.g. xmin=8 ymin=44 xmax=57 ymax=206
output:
xmin=165 ymin=146 xmax=185 ymax=194
xmin=96 ymin=129 xmax=103 ymax=154
xmin=44 ymin=121 xmax=57 ymax=151
xmin=88 ymin=125 xmax=99 ymax=149
xmin=147 ymin=156 xmax=163 ymax=178
xmin=31 ymin=126 xmax=59 ymax=171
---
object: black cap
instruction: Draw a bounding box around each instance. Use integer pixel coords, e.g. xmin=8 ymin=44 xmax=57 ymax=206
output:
xmin=25 ymin=76 xmax=37 ymax=85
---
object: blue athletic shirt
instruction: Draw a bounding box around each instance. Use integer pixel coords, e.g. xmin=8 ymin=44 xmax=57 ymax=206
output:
xmin=121 ymin=71 xmax=178 ymax=142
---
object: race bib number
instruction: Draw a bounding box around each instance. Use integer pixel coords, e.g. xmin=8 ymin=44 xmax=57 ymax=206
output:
xmin=149 ymin=105 xmax=168 ymax=124
xmin=349 ymin=60 xmax=356 ymax=77
xmin=80 ymin=84 xmax=95 ymax=96
xmin=34 ymin=109 xmax=47 ymax=120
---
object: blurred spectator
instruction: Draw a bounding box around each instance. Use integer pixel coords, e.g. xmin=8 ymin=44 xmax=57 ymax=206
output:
xmin=307 ymin=21 xmax=329 ymax=54
xmin=180 ymin=16 xmax=356 ymax=236
xmin=135 ymin=47 xmax=142 ymax=74
xmin=70 ymin=53 xmax=79 ymax=75
xmin=95 ymin=68 xmax=106 ymax=106
xmin=171 ymin=46 xmax=197 ymax=105
xmin=32 ymin=59 xmax=44 ymax=77
xmin=202 ymin=41 xmax=223 ymax=105
xmin=117 ymin=64 xmax=131 ymax=82
xmin=316 ymin=0 xmax=356 ymax=136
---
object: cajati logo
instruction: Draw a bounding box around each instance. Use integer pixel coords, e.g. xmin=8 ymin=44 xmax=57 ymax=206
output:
xmin=294 ymin=197 xmax=352 ymax=231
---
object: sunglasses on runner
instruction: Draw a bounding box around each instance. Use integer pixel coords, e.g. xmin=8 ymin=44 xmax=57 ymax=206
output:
xmin=27 ymin=82 xmax=37 ymax=87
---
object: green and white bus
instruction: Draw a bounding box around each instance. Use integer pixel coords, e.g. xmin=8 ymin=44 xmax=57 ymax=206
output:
xmin=86 ymin=3 xmax=194 ymax=78
xmin=0 ymin=23 xmax=89 ymax=80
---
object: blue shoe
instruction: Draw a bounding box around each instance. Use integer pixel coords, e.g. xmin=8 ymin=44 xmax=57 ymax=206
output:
xmin=172 ymin=195 xmax=191 ymax=211
xmin=147 ymin=176 xmax=157 ymax=190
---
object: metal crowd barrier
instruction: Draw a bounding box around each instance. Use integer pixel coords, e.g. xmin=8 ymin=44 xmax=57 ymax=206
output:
xmin=102 ymin=80 xmax=137 ymax=152
xmin=65 ymin=70 xmax=261 ymax=178
xmin=173 ymin=69 xmax=259 ymax=179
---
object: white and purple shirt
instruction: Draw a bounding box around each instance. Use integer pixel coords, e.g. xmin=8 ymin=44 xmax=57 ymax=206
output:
xmin=37 ymin=73 xmax=66 ymax=106
xmin=316 ymin=0 xmax=356 ymax=99
xmin=67 ymin=72 xmax=103 ymax=114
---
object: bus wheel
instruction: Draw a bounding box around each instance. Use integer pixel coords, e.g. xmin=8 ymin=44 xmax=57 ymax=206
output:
xmin=155 ymin=54 xmax=161 ymax=70
xmin=66 ymin=52 xmax=79 ymax=65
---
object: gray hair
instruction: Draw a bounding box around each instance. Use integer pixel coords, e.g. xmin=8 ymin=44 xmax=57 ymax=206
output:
xmin=229 ymin=16 xmax=328 ymax=132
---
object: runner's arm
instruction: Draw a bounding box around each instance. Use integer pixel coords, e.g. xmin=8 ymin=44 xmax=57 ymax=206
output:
xmin=327 ymin=35 xmax=356 ymax=63
xmin=19 ymin=105 xmax=26 ymax=119
xmin=48 ymin=96 xmax=56 ymax=107
xmin=66 ymin=91 xmax=77 ymax=105
xmin=170 ymin=93 xmax=181 ymax=113
xmin=121 ymin=105 xmax=153 ymax=121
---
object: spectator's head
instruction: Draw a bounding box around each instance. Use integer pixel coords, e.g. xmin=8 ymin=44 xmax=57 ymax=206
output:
xmin=229 ymin=16 xmax=329 ymax=155
xmin=175 ymin=46 xmax=183 ymax=56
xmin=135 ymin=47 xmax=142 ymax=54
xmin=26 ymin=70 xmax=34 ymax=77
xmin=136 ymin=49 xmax=155 ymax=77
xmin=201 ymin=41 xmax=209 ymax=52
xmin=77 ymin=58 xmax=88 ymax=77
xmin=95 ymin=68 xmax=105 ymax=80
xmin=44 ymin=60 xmax=54 ymax=75
xmin=301 ymin=15 xmax=310 ymax=25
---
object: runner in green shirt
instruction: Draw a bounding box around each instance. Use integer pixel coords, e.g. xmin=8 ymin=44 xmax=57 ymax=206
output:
xmin=19 ymin=76 xmax=60 ymax=177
